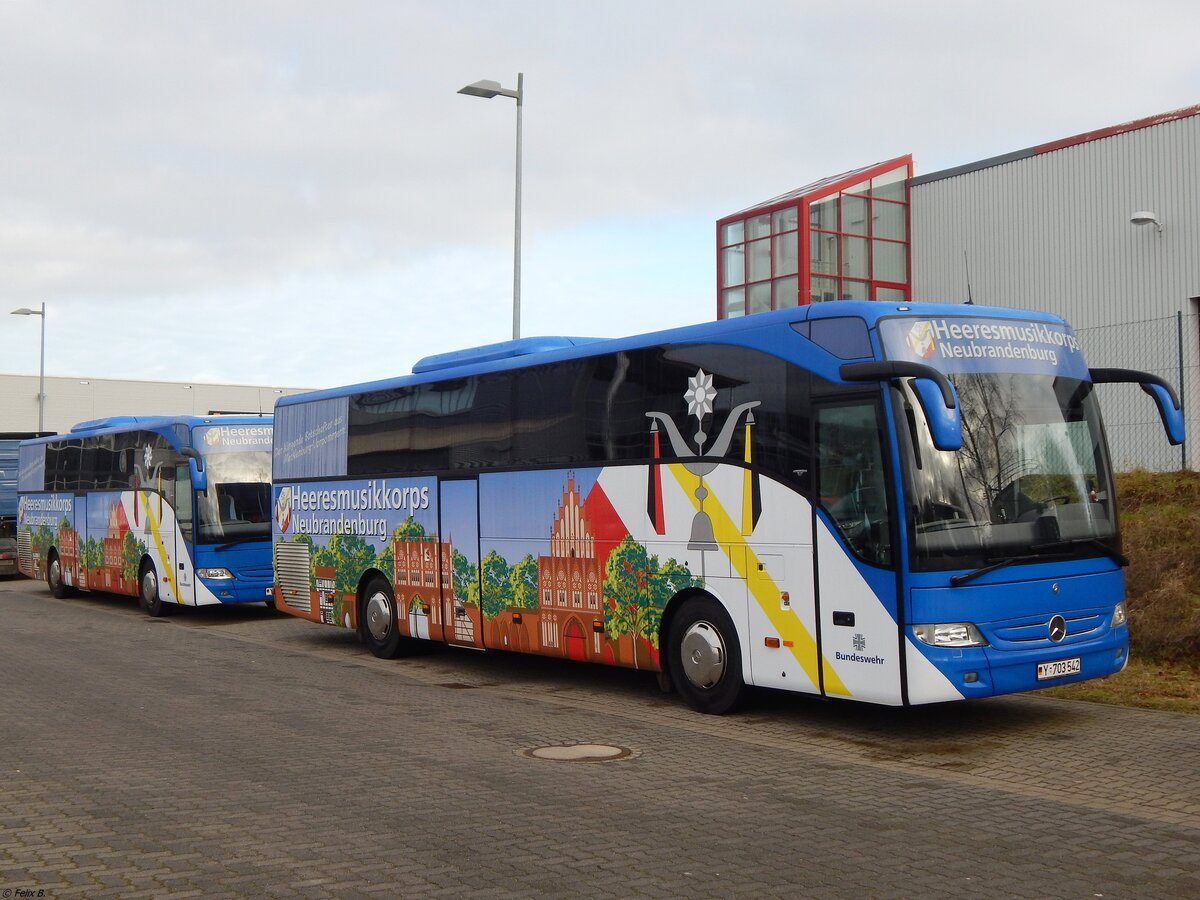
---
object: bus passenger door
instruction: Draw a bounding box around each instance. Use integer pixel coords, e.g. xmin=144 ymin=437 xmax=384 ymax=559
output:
xmin=173 ymin=464 xmax=196 ymax=605
xmin=438 ymin=479 xmax=484 ymax=649
xmin=812 ymin=400 xmax=904 ymax=705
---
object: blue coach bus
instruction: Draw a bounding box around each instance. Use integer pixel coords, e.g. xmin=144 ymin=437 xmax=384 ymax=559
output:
xmin=269 ymin=301 xmax=1182 ymax=713
xmin=17 ymin=416 xmax=274 ymax=616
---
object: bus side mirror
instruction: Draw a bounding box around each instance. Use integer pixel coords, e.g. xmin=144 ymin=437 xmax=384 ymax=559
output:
xmin=1090 ymin=367 xmax=1185 ymax=446
xmin=840 ymin=361 xmax=963 ymax=452
xmin=1142 ymin=383 xmax=1186 ymax=446
xmin=911 ymin=377 xmax=963 ymax=452
xmin=181 ymin=448 xmax=207 ymax=491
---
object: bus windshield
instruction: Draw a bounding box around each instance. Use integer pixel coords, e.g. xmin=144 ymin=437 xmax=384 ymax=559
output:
xmin=196 ymin=450 xmax=272 ymax=544
xmin=896 ymin=372 xmax=1118 ymax=571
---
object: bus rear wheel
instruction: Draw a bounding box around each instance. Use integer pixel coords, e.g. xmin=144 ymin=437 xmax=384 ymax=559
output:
xmin=47 ymin=551 xmax=71 ymax=599
xmin=361 ymin=576 xmax=407 ymax=659
xmin=668 ymin=596 xmax=745 ymax=715
xmin=138 ymin=561 xmax=173 ymax=617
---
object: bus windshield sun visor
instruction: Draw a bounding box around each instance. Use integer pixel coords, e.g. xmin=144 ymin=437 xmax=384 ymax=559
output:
xmin=840 ymin=361 xmax=963 ymax=452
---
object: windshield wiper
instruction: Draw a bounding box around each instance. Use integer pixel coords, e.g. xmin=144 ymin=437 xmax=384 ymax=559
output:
xmin=950 ymin=538 xmax=1123 ymax=587
xmin=1030 ymin=537 xmax=1128 ymax=567
xmin=949 ymin=554 xmax=1047 ymax=586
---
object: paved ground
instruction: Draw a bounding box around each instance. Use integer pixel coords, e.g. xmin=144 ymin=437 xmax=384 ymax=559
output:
xmin=1 ymin=576 xmax=1198 ymax=899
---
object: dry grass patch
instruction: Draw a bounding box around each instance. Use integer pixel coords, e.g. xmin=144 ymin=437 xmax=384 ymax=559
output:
xmin=1041 ymin=658 xmax=1200 ymax=714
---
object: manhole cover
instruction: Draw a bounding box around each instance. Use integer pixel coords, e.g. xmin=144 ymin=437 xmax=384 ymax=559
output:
xmin=520 ymin=743 xmax=636 ymax=762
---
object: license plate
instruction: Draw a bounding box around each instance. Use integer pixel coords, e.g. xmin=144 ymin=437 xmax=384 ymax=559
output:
xmin=1037 ymin=657 xmax=1081 ymax=680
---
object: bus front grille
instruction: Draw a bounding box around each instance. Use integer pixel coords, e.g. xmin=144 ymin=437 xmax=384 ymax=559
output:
xmin=274 ymin=541 xmax=313 ymax=613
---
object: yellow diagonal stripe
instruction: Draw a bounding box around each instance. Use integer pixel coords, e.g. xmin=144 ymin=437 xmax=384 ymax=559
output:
xmin=137 ymin=490 xmax=181 ymax=604
xmin=667 ymin=464 xmax=849 ymax=696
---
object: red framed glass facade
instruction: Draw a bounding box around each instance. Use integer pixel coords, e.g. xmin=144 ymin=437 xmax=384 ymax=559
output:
xmin=716 ymin=155 xmax=913 ymax=318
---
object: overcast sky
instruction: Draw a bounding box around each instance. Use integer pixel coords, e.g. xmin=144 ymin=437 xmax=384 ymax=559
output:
xmin=2 ymin=0 xmax=1198 ymax=392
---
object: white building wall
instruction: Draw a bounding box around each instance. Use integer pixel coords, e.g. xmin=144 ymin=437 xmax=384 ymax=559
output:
xmin=911 ymin=112 xmax=1200 ymax=471
xmin=0 ymin=373 xmax=309 ymax=435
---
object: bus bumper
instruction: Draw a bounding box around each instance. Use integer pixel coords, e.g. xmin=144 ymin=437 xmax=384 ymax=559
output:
xmin=197 ymin=573 xmax=274 ymax=604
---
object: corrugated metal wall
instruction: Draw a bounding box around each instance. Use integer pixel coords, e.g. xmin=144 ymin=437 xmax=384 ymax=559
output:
xmin=0 ymin=374 xmax=308 ymax=435
xmin=911 ymin=113 xmax=1200 ymax=470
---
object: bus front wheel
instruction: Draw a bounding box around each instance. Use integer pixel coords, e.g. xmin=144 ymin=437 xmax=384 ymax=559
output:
xmin=361 ymin=577 xmax=407 ymax=659
xmin=138 ymin=561 xmax=173 ymax=617
xmin=47 ymin=551 xmax=71 ymax=599
xmin=668 ymin=596 xmax=745 ymax=715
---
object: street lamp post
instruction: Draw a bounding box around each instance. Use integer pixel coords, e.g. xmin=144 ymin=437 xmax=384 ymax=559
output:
xmin=10 ymin=302 xmax=46 ymax=431
xmin=458 ymin=73 xmax=523 ymax=341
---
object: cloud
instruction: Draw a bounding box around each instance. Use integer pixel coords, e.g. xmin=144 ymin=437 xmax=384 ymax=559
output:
xmin=2 ymin=0 xmax=1197 ymax=389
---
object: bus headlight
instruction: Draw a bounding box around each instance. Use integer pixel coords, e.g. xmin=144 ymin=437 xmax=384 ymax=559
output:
xmin=197 ymin=568 xmax=234 ymax=580
xmin=1110 ymin=602 xmax=1127 ymax=628
xmin=913 ymin=622 xmax=988 ymax=647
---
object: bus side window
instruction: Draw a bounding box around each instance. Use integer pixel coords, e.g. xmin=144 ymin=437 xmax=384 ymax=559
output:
xmin=816 ymin=403 xmax=892 ymax=567
xmin=175 ymin=465 xmax=193 ymax=543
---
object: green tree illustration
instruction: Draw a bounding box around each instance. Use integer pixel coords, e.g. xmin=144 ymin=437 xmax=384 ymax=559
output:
xmin=122 ymin=532 xmax=147 ymax=582
xmin=31 ymin=525 xmax=53 ymax=558
xmin=603 ymin=535 xmax=701 ymax=652
xmin=325 ymin=532 xmax=377 ymax=594
xmin=82 ymin=537 xmax=102 ymax=571
xmin=509 ymin=554 xmax=540 ymax=611
xmin=452 ymin=548 xmax=479 ymax=608
xmin=479 ymin=549 xmax=511 ymax=620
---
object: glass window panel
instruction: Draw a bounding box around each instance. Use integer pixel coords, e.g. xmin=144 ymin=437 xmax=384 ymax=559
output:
xmin=843 ymin=180 xmax=870 ymax=195
xmin=811 ymin=276 xmax=838 ymax=303
xmin=872 ymin=240 xmax=907 ymax=282
xmin=841 ymin=194 xmax=868 ymax=235
xmin=721 ymin=245 xmax=745 ymax=287
xmin=772 ymin=206 xmax=798 ymax=233
xmin=841 ymin=279 xmax=869 ymax=300
xmin=748 ymin=282 xmax=772 ymax=314
xmin=722 ymin=287 xmax=745 ymax=318
xmin=872 ymin=199 xmax=907 ymax=241
xmin=720 ymin=220 xmax=744 ymax=246
xmin=747 ymin=238 xmax=771 ymax=281
xmin=747 ymin=214 xmax=771 ymax=240
xmin=842 ymin=236 xmax=868 ymax=278
xmin=810 ymin=196 xmax=837 ymax=231
xmin=874 ymin=286 xmax=907 ymax=302
xmin=772 ymin=233 xmax=798 ymax=276
xmin=811 ymin=231 xmax=838 ymax=275
xmin=773 ymin=276 xmax=799 ymax=309
xmin=870 ymin=166 xmax=907 ymax=201
xmin=810 ymin=317 xmax=872 ymax=359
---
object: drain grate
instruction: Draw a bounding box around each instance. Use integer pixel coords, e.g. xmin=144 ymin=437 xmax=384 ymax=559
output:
xmin=520 ymin=743 xmax=636 ymax=762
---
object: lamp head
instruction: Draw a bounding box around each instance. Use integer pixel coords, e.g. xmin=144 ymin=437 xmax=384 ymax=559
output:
xmin=459 ymin=79 xmax=504 ymax=99
xmin=1130 ymin=211 xmax=1164 ymax=232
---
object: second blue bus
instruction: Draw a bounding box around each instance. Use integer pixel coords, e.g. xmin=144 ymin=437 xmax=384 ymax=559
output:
xmin=17 ymin=415 xmax=274 ymax=615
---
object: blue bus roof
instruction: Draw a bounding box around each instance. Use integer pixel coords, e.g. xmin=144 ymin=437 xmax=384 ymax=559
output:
xmin=19 ymin=415 xmax=272 ymax=448
xmin=277 ymin=300 xmax=1072 ymax=408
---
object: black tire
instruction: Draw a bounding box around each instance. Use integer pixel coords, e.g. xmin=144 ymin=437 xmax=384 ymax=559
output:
xmin=138 ymin=561 xmax=173 ymax=617
xmin=46 ymin=551 xmax=71 ymax=599
xmin=360 ymin=576 xmax=407 ymax=659
xmin=667 ymin=595 xmax=745 ymax=715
